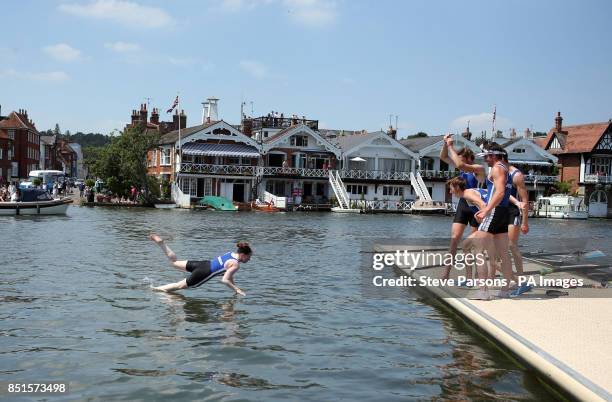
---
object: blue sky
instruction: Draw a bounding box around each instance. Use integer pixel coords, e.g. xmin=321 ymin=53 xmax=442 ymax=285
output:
xmin=1 ymin=0 xmax=611 ymax=137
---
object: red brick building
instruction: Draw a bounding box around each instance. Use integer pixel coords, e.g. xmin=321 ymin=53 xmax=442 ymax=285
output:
xmin=0 ymin=109 xmax=40 ymax=181
xmin=0 ymin=128 xmax=12 ymax=184
xmin=540 ymin=112 xmax=612 ymax=217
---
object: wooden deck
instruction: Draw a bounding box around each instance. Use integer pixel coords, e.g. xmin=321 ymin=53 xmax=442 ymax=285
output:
xmin=372 ymin=244 xmax=612 ymax=402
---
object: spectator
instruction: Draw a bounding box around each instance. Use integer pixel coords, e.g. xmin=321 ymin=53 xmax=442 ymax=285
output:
xmin=10 ymin=188 xmax=21 ymax=202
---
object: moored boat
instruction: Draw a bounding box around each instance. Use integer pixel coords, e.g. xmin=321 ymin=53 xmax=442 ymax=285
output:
xmin=530 ymin=194 xmax=588 ymax=219
xmin=0 ymin=189 xmax=72 ymax=216
xmin=409 ymin=199 xmax=448 ymax=214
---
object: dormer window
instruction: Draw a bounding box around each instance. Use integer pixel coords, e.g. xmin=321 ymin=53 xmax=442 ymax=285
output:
xmin=291 ymin=135 xmax=308 ymax=147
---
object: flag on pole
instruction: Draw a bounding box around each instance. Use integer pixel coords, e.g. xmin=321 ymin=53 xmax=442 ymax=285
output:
xmin=166 ymin=96 xmax=179 ymax=113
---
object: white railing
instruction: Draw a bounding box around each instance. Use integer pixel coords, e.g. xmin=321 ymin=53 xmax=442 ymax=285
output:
xmin=418 ymin=170 xmax=454 ymax=180
xmin=584 ymin=174 xmax=612 ymax=184
xmin=261 ymin=166 xmax=329 ymax=177
xmin=524 ymin=174 xmax=560 ymax=184
xmin=180 ymin=163 xmax=256 ymax=175
xmin=410 ymin=172 xmax=432 ymax=201
xmin=171 ymin=182 xmax=190 ymax=208
xmin=339 ymin=169 xmax=411 ymax=181
xmin=329 ymin=170 xmax=350 ymax=209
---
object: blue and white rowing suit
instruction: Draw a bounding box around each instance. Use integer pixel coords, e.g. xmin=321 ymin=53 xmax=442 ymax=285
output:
xmin=185 ymin=252 xmax=239 ymax=288
xmin=478 ymin=162 xmax=513 ymax=234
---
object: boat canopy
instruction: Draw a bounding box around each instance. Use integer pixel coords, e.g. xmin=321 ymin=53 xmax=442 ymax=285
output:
xmin=508 ymin=160 xmax=552 ymax=166
xmin=182 ymin=143 xmax=260 ymax=158
xmin=20 ymin=189 xmax=54 ymax=202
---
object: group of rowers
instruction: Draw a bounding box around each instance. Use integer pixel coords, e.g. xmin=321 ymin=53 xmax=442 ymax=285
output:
xmin=440 ymin=134 xmax=530 ymax=299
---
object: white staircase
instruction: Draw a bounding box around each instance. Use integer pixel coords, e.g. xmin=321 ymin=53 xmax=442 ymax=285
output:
xmin=410 ymin=171 xmax=432 ymax=200
xmin=329 ymin=170 xmax=350 ymax=209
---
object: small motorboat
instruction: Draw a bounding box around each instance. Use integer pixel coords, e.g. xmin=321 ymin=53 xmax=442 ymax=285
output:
xmin=0 ymin=188 xmax=72 ymax=216
xmin=409 ymin=199 xmax=449 ymax=215
xmin=252 ymin=200 xmax=281 ymax=212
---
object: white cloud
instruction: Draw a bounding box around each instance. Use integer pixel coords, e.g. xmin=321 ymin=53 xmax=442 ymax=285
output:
xmin=450 ymin=111 xmax=513 ymax=136
xmin=240 ymin=60 xmax=267 ymax=79
xmin=104 ymin=41 xmax=141 ymax=52
xmin=0 ymin=69 xmax=69 ymax=82
xmin=59 ymin=0 xmax=174 ymax=29
xmin=220 ymin=0 xmax=273 ymax=11
xmin=43 ymin=43 xmax=81 ymax=62
xmin=284 ymin=0 xmax=336 ymax=26
xmin=217 ymin=0 xmax=336 ymax=26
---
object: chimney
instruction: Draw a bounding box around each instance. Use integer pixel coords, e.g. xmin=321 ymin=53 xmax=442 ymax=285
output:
xmin=150 ymin=108 xmax=159 ymax=125
xmin=172 ymin=110 xmax=179 ymax=129
xmin=524 ymin=128 xmax=531 ymax=139
xmin=179 ymin=110 xmax=187 ymax=129
xmin=387 ymin=125 xmax=397 ymax=140
xmin=140 ymin=103 xmax=148 ymax=123
xmin=242 ymin=117 xmax=253 ymax=137
xmin=555 ymin=111 xmax=563 ymax=132
xmin=510 ymin=128 xmax=516 ymax=139
xmin=206 ymin=97 xmax=219 ymax=121
xmin=201 ymin=101 xmax=209 ymax=124
xmin=131 ymin=109 xmax=139 ymax=124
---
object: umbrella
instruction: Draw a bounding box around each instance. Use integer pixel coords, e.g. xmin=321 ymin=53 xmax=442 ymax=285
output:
xmin=350 ymin=156 xmax=366 ymax=162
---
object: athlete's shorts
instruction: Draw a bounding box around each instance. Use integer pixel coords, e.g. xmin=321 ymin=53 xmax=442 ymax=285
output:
xmin=453 ymin=198 xmax=478 ymax=227
xmin=478 ymin=206 xmax=509 ymax=234
xmin=185 ymin=260 xmax=224 ymax=288
xmin=507 ymin=204 xmax=521 ymax=226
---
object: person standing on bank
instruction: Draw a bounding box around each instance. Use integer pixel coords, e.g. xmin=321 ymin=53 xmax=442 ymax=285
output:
xmin=440 ymin=134 xmax=486 ymax=280
xmin=149 ymin=234 xmax=252 ymax=295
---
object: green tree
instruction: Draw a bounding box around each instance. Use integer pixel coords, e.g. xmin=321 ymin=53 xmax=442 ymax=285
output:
xmin=90 ymin=126 xmax=159 ymax=205
xmin=554 ymin=180 xmax=574 ymax=194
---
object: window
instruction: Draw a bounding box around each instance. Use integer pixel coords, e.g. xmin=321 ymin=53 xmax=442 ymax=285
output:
xmin=379 ymin=158 xmax=408 ymax=172
xmin=8 ymin=130 xmax=15 ymax=140
xmin=513 ymin=148 xmax=526 ymax=153
xmin=587 ymin=157 xmax=611 ymax=176
xmin=0 ymin=149 xmax=3 ymax=159
xmin=347 ymin=184 xmax=368 ymax=195
xmin=383 ymin=186 xmax=404 ymax=197
xmin=290 ymin=135 xmax=308 ymax=147
xmin=160 ymin=148 xmax=171 ymax=166
xmin=180 ymin=177 xmax=197 ymax=196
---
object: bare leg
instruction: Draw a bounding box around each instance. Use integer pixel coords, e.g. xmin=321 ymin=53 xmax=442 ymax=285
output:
xmin=153 ymin=279 xmax=188 ymax=292
xmin=463 ymin=232 xmax=493 ymax=286
xmin=150 ymin=233 xmax=188 ymax=271
xmin=493 ymin=234 xmax=515 ymax=289
xmin=465 ymin=226 xmax=477 ymax=280
xmin=441 ymin=223 xmax=466 ymax=279
xmin=508 ymin=225 xmax=523 ymax=275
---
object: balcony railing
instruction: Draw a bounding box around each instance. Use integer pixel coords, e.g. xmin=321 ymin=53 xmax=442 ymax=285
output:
xmin=180 ymin=163 xmax=256 ymax=176
xmin=178 ymin=164 xmax=456 ymax=182
xmin=524 ymin=174 xmax=560 ymax=184
xmin=250 ymin=116 xmax=318 ymax=131
xmin=418 ymin=170 xmax=454 ymax=180
xmin=584 ymin=174 xmax=612 ymax=184
xmin=340 ymin=169 xmax=411 ymax=181
xmin=262 ymin=166 xmax=328 ymax=177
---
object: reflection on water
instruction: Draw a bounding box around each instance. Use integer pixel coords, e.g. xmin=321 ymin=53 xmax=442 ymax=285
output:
xmin=2 ymin=207 xmax=606 ymax=400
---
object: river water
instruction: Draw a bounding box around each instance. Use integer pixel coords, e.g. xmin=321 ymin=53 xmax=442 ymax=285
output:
xmin=1 ymin=206 xmax=610 ymax=401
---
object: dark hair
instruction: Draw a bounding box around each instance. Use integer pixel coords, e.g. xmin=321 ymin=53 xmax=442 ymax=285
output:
xmin=457 ymin=147 xmax=475 ymax=162
xmin=447 ymin=176 xmax=466 ymax=191
xmin=484 ymin=142 xmax=507 ymax=160
xmin=236 ymin=242 xmax=252 ymax=255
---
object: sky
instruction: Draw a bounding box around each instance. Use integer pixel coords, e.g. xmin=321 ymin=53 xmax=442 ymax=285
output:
xmin=1 ymin=0 xmax=611 ymax=138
